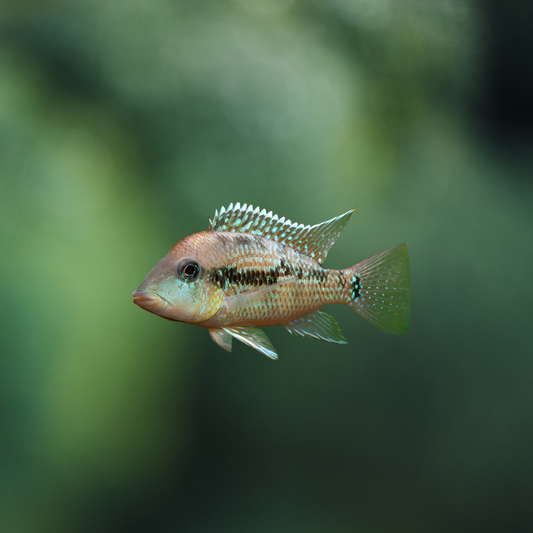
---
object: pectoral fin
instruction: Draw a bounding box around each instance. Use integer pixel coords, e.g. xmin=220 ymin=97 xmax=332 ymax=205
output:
xmin=284 ymin=309 xmax=347 ymax=344
xmin=209 ymin=326 xmax=278 ymax=359
xmin=222 ymin=277 xmax=296 ymax=314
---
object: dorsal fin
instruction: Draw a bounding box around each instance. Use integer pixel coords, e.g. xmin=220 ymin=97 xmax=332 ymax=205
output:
xmin=209 ymin=203 xmax=356 ymax=264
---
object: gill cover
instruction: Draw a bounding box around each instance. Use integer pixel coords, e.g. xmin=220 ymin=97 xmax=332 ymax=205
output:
xmin=133 ymin=250 xmax=223 ymax=324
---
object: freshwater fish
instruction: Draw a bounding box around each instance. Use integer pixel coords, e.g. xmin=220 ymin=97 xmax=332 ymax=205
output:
xmin=133 ymin=203 xmax=410 ymax=359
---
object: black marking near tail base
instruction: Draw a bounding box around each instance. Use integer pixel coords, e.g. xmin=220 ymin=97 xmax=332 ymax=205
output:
xmin=350 ymin=275 xmax=361 ymax=301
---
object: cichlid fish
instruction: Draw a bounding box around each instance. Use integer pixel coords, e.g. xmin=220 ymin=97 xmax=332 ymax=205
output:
xmin=133 ymin=203 xmax=410 ymax=359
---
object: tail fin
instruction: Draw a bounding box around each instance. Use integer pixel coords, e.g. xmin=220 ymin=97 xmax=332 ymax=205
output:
xmin=347 ymin=244 xmax=410 ymax=335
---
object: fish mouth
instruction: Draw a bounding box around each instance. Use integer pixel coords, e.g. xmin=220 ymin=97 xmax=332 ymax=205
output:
xmin=132 ymin=291 xmax=168 ymax=308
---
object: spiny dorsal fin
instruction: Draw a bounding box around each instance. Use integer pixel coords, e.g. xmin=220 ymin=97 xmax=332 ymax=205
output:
xmin=209 ymin=202 xmax=356 ymax=264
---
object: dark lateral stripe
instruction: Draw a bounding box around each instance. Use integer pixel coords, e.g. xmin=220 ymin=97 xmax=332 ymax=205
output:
xmin=209 ymin=268 xmax=227 ymax=289
xmin=207 ymin=261 xmax=333 ymax=290
xmin=279 ymin=259 xmax=291 ymax=276
xmin=208 ymin=265 xmax=281 ymax=289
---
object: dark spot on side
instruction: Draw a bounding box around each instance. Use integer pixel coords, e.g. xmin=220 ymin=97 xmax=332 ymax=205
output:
xmin=208 ymin=267 xmax=227 ymax=289
xmin=233 ymin=234 xmax=254 ymax=247
xmin=215 ymin=233 xmax=231 ymax=246
xmin=310 ymin=268 xmax=327 ymax=283
xmin=226 ymin=268 xmax=234 ymax=285
xmin=267 ymin=267 xmax=279 ymax=284
xmin=228 ymin=267 xmax=241 ymax=285
xmin=280 ymin=259 xmax=292 ymax=276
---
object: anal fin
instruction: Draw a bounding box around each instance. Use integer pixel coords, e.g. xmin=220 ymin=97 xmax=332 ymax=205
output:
xmin=284 ymin=309 xmax=347 ymax=344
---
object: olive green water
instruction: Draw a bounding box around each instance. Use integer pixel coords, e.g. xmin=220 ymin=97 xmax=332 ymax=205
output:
xmin=1 ymin=2 xmax=532 ymax=532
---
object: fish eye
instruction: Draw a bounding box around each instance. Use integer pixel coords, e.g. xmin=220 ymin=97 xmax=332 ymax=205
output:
xmin=178 ymin=259 xmax=200 ymax=282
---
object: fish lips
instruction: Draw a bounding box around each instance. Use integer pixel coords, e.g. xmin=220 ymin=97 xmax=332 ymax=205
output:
xmin=132 ymin=291 xmax=165 ymax=309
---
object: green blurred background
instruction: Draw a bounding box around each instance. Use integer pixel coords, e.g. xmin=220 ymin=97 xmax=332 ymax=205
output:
xmin=1 ymin=1 xmax=532 ymax=532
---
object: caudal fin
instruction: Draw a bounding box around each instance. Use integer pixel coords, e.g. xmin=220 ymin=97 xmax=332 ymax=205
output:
xmin=347 ymin=244 xmax=410 ymax=335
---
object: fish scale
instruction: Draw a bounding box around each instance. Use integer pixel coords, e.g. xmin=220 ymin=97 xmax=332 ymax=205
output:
xmin=203 ymin=234 xmax=344 ymax=327
xmin=133 ymin=203 xmax=411 ymax=359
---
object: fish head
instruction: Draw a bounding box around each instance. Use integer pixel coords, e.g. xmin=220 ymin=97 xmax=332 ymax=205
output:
xmin=132 ymin=232 xmax=223 ymax=324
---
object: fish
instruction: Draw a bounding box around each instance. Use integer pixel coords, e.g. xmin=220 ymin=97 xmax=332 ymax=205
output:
xmin=132 ymin=203 xmax=410 ymax=359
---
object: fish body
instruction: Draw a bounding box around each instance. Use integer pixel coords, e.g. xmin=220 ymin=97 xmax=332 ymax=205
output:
xmin=133 ymin=203 xmax=410 ymax=359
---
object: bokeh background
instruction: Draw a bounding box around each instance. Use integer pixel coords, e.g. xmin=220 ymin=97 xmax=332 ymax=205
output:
xmin=1 ymin=1 xmax=533 ymax=532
